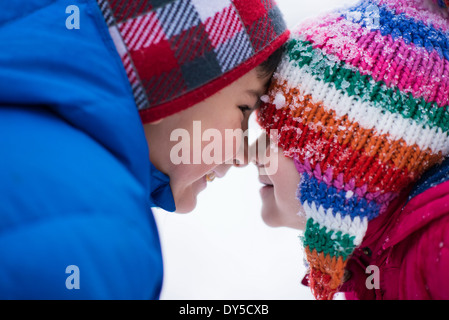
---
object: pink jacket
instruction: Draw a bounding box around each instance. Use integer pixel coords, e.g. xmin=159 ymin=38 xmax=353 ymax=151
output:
xmin=340 ymin=164 xmax=449 ymax=299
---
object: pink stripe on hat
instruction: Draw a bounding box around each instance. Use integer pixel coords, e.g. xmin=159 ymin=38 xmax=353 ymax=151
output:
xmin=298 ymin=16 xmax=449 ymax=106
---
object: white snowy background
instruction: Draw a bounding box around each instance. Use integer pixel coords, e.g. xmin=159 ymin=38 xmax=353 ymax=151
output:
xmin=153 ymin=0 xmax=359 ymax=300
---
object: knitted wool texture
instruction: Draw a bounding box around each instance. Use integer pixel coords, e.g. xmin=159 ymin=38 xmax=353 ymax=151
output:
xmin=258 ymin=0 xmax=449 ymax=300
xmin=96 ymin=0 xmax=289 ymax=123
xmin=435 ymin=0 xmax=449 ymax=11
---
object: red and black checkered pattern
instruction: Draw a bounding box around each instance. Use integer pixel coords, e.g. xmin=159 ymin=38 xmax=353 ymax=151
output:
xmin=97 ymin=0 xmax=289 ymax=123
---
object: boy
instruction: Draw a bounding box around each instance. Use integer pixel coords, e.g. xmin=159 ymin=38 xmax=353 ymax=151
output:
xmin=0 ymin=0 xmax=288 ymax=298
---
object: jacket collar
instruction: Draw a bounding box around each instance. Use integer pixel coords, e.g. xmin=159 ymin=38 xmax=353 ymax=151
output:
xmin=148 ymin=160 xmax=176 ymax=212
xmin=385 ymin=158 xmax=449 ymax=248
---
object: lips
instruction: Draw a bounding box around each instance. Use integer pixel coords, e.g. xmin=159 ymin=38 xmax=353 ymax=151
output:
xmin=258 ymin=175 xmax=273 ymax=187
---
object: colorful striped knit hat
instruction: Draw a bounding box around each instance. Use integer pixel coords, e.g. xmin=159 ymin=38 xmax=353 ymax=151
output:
xmin=258 ymin=0 xmax=449 ymax=300
xmin=96 ymin=0 xmax=289 ymax=123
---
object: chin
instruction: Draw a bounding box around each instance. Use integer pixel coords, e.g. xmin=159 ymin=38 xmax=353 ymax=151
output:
xmin=261 ymin=202 xmax=304 ymax=229
xmin=261 ymin=205 xmax=284 ymax=228
xmin=173 ymin=196 xmax=197 ymax=213
xmin=172 ymin=184 xmax=202 ymax=213
xmin=175 ymin=176 xmax=210 ymax=213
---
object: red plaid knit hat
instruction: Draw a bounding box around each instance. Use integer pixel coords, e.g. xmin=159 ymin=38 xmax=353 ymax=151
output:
xmin=96 ymin=0 xmax=289 ymax=123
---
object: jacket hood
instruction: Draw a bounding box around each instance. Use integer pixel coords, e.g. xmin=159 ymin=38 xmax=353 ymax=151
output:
xmin=0 ymin=0 xmax=149 ymax=188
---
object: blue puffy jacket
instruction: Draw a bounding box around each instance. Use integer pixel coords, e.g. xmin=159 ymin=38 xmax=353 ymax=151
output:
xmin=0 ymin=0 xmax=174 ymax=299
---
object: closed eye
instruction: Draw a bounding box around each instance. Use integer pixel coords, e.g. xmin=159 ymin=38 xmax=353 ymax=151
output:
xmin=238 ymin=105 xmax=252 ymax=114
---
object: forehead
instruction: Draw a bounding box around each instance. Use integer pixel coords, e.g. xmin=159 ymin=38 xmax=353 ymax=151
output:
xmin=233 ymin=68 xmax=271 ymax=96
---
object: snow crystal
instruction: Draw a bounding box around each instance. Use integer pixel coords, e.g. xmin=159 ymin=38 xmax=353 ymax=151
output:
xmin=341 ymin=79 xmax=351 ymax=90
xmin=273 ymin=92 xmax=286 ymax=110
xmin=260 ymin=95 xmax=270 ymax=103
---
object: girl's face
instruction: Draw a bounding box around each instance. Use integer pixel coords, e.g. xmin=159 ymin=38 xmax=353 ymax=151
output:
xmin=144 ymin=68 xmax=270 ymax=213
xmin=253 ymin=134 xmax=306 ymax=230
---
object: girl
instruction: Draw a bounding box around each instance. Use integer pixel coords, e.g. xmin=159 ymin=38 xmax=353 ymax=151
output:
xmin=255 ymin=0 xmax=449 ymax=299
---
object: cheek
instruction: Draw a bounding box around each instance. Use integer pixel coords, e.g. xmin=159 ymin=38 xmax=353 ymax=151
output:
xmin=271 ymin=158 xmax=303 ymax=214
xmin=205 ymin=120 xmax=244 ymax=164
xmin=170 ymin=163 xmax=209 ymax=188
xmin=197 ymin=95 xmax=246 ymax=163
xmin=222 ymin=128 xmax=243 ymax=162
xmin=272 ymin=176 xmax=297 ymax=210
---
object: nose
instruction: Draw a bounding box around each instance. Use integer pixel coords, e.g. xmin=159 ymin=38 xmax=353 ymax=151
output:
xmin=231 ymin=117 xmax=250 ymax=167
xmin=233 ymin=134 xmax=249 ymax=167
xmin=233 ymin=132 xmax=269 ymax=168
xmin=233 ymin=109 xmax=254 ymax=168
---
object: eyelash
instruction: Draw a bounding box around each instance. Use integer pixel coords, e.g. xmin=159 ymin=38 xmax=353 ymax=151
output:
xmin=238 ymin=105 xmax=252 ymax=114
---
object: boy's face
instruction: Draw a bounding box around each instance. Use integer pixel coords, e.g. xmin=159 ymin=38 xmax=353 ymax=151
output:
xmin=144 ymin=68 xmax=270 ymax=213
xmin=253 ymin=134 xmax=306 ymax=230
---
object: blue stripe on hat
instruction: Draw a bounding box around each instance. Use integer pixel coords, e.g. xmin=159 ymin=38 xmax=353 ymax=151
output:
xmin=342 ymin=0 xmax=449 ymax=60
xmin=299 ymin=173 xmax=381 ymax=220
